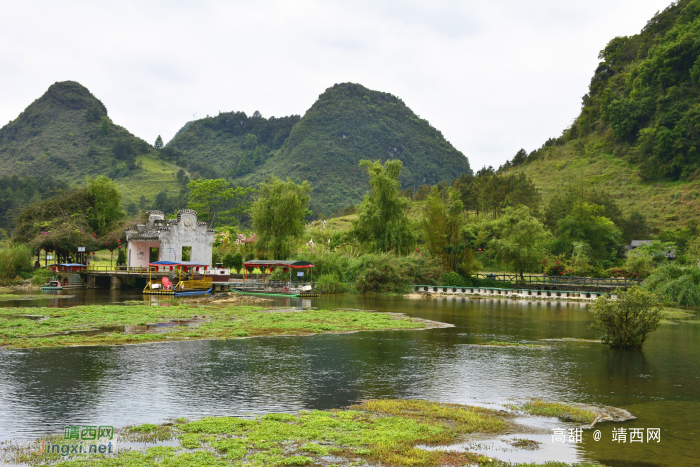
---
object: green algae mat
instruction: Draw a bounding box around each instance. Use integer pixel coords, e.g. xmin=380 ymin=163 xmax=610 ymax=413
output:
xmin=3 ymin=400 xmax=605 ymax=467
xmin=0 ymin=301 xmax=450 ymax=349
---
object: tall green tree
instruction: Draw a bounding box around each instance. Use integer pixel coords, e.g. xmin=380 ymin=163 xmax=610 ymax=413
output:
xmin=251 ymin=176 xmax=311 ymax=259
xmin=420 ymin=186 xmax=465 ymax=271
xmin=187 ymin=179 xmax=235 ymax=227
xmin=488 ymin=206 xmax=552 ymax=282
xmin=352 ymin=159 xmax=414 ymax=254
xmin=86 ymin=175 xmax=124 ymax=234
xmin=154 ymin=135 xmax=164 ymax=150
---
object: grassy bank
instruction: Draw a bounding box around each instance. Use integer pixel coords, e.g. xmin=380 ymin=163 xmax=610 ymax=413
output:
xmin=5 ymin=399 xmax=605 ymax=467
xmin=0 ymin=298 xmax=447 ymax=349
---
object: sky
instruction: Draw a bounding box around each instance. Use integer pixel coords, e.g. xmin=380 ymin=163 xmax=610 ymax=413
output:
xmin=0 ymin=0 xmax=675 ymax=171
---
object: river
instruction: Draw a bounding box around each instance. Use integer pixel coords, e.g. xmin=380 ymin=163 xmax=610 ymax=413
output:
xmin=0 ymin=290 xmax=698 ymax=466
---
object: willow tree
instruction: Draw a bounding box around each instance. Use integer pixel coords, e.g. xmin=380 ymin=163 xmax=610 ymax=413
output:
xmin=251 ymin=176 xmax=311 ymax=259
xmin=352 ymin=159 xmax=414 ymax=254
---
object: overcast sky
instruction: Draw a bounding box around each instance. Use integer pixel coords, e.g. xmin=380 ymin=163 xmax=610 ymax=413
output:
xmin=1 ymin=0 xmax=674 ymax=171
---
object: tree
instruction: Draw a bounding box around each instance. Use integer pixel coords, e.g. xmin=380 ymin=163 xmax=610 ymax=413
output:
xmin=251 ymin=176 xmax=311 ymax=259
xmin=154 ymin=135 xmax=164 ymax=151
xmin=554 ymin=201 xmax=624 ymax=260
xmin=352 ymin=159 xmax=414 ymax=254
xmin=86 ymin=175 xmax=124 ymax=235
xmin=589 ymin=286 xmax=662 ymax=349
xmin=420 ymin=186 xmax=466 ymax=271
xmin=187 ymin=179 xmax=235 ymax=227
xmin=488 ymin=206 xmax=552 ymax=282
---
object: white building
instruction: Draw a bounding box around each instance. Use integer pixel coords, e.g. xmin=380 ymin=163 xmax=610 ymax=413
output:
xmin=126 ymin=210 xmax=215 ymax=268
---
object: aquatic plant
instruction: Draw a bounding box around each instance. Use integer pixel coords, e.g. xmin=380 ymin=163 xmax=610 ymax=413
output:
xmin=0 ymin=302 xmax=436 ymax=349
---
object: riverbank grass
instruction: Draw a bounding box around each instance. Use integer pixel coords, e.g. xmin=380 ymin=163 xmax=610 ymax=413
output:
xmin=5 ymin=400 xmax=606 ymax=467
xmin=0 ymin=301 xmax=445 ymax=349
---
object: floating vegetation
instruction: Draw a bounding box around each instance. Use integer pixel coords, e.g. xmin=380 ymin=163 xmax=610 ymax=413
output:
xmin=509 ymin=400 xmax=598 ymax=424
xmin=660 ymin=307 xmax=699 ymax=325
xmin=509 ymin=438 xmax=542 ymax=450
xmin=0 ymin=400 xmax=611 ymax=467
xmin=0 ymin=302 xmax=449 ymax=349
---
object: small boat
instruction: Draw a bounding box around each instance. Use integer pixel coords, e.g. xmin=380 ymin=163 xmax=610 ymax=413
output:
xmin=41 ymin=278 xmax=63 ymax=291
xmin=204 ymin=263 xmax=231 ymax=283
xmin=174 ymin=288 xmax=213 ymax=296
xmin=143 ymin=261 xmax=213 ymax=296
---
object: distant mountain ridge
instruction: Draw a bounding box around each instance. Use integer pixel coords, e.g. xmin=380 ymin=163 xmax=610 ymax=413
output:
xmin=0 ymin=81 xmax=472 ymax=217
xmin=168 ymin=82 xmax=472 ymax=215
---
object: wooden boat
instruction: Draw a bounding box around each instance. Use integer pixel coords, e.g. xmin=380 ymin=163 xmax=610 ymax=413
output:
xmin=41 ymin=278 xmax=63 ymax=291
xmin=143 ymin=261 xmax=213 ymax=296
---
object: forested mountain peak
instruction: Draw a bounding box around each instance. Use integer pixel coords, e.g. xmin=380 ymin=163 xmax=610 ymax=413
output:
xmin=266 ymin=82 xmax=472 ymax=215
xmin=0 ymin=81 xmax=182 ymax=209
xmin=506 ymin=0 xmax=700 ymax=228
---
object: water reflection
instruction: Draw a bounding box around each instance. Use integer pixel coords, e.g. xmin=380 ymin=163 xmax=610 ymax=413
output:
xmin=0 ymin=291 xmax=698 ymax=466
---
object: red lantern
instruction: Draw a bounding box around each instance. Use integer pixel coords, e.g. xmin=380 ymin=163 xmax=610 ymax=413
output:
xmin=117 ymin=239 xmax=121 ymax=242
xmin=283 ymin=267 xmax=288 ymax=273
xmin=268 ymin=267 xmax=274 ymax=273
xmin=169 ymin=266 xmax=173 ymax=271
xmin=118 ymin=245 xmax=121 ymax=249
xmin=105 ymin=243 xmax=108 ymax=247
xmin=156 ymin=267 xmax=159 ymax=272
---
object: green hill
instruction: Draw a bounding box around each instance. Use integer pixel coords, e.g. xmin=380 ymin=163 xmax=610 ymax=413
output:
xmin=507 ymin=0 xmax=700 ymax=229
xmin=168 ymin=83 xmax=472 ymax=215
xmin=0 ymin=81 xmax=183 ymax=208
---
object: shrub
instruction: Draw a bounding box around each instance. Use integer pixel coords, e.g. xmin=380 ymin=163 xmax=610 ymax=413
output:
xmin=0 ymin=242 xmax=33 ymax=285
xmin=442 ymin=272 xmax=471 ymax=287
xmin=623 ymin=249 xmax=655 ymax=278
xmin=644 ymin=263 xmax=700 ymax=306
xmin=315 ymin=273 xmax=349 ymax=293
xmin=589 ymin=286 xmax=662 ymax=349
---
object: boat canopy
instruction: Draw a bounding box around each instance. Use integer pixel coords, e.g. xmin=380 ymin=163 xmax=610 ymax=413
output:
xmin=47 ymin=263 xmax=86 ymax=272
xmin=242 ymin=260 xmax=314 ymax=269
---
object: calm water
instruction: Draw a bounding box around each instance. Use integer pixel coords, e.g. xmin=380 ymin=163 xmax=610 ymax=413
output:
xmin=0 ymin=291 xmax=698 ymax=466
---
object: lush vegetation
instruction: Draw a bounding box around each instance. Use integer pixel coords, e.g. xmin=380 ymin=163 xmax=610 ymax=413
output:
xmin=5 ymin=399 xmax=608 ymax=467
xmin=589 ymin=286 xmax=663 ymax=349
xmin=0 ymin=302 xmax=437 ymax=349
xmin=252 ymin=176 xmax=311 ymax=259
xmin=507 ymin=0 xmax=700 ymax=230
xmin=165 ymin=111 xmax=300 ymax=179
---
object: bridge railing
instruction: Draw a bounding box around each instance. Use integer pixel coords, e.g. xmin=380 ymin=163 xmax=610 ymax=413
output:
xmin=474 ymin=273 xmax=643 ymax=287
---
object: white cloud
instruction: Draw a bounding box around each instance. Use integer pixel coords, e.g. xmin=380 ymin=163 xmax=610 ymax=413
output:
xmin=0 ymin=0 xmax=674 ymax=172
